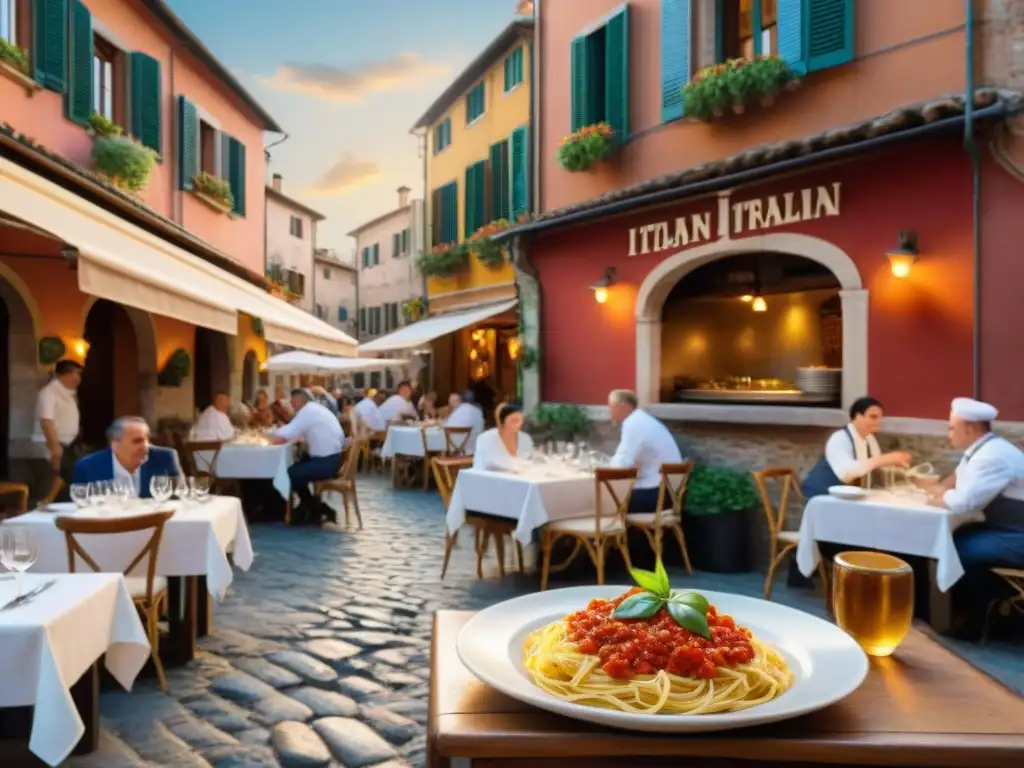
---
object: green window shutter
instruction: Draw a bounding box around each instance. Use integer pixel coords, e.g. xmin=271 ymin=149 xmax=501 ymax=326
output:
xmin=444 ymin=182 xmax=458 ymax=243
xmin=489 ymin=140 xmax=510 ymax=221
xmin=515 ymin=48 xmax=523 ymax=85
xmin=503 ymin=55 xmax=510 ymax=92
xmin=33 ymin=0 xmax=67 ymax=92
xmin=510 ymin=125 xmax=528 ymax=219
xmin=130 ymin=53 xmax=162 ymax=153
xmin=660 ymin=0 xmax=691 ymax=121
xmin=226 ymin=136 xmax=246 ymax=216
xmin=464 ymin=164 xmax=476 ymax=237
xmin=806 ymin=0 xmax=854 ymax=72
xmin=604 ymin=5 xmax=630 ymax=141
xmin=392 ymin=232 xmax=400 ymax=256
xmin=374 ymin=243 xmax=380 ymax=264
xmin=474 ymin=161 xmax=486 ymax=228
xmin=570 ymin=36 xmax=587 ymax=131
xmin=65 ymin=0 xmax=93 ymax=125
xmin=777 ymin=0 xmax=807 ymax=74
xmin=402 ymin=228 xmax=409 ymax=253
xmin=177 ymin=96 xmax=198 ymax=190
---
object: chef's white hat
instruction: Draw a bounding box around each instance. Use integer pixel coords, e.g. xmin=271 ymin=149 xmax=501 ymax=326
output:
xmin=951 ymin=397 xmax=998 ymax=422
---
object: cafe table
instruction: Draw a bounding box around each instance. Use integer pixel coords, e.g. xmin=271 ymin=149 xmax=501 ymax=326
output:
xmin=382 ymin=425 xmax=446 ymax=459
xmin=429 ymin=611 xmax=1024 ymax=768
xmin=0 ymin=573 xmax=150 ymax=766
xmin=198 ymin=439 xmax=293 ymax=500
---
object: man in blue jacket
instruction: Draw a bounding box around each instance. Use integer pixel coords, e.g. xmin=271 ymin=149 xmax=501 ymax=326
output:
xmin=73 ymin=416 xmax=181 ymax=498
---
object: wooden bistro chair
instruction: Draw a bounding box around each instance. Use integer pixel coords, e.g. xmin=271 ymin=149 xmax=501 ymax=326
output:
xmin=0 ymin=482 xmax=29 ymax=520
xmin=314 ymin=438 xmax=367 ymax=528
xmin=183 ymin=440 xmax=240 ymax=497
xmin=418 ymin=425 xmax=446 ymax=490
xmin=55 ymin=509 xmax=175 ymax=692
xmin=443 ymin=426 xmax=473 ymax=456
xmin=540 ymin=467 xmax=636 ymax=591
xmin=982 ymin=568 xmax=1024 ymax=643
xmin=627 ymin=461 xmax=694 ymax=574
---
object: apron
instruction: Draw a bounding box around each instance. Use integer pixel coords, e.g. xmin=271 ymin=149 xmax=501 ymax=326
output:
xmin=964 ymin=435 xmax=1024 ymax=533
xmin=801 ymin=427 xmax=872 ymax=499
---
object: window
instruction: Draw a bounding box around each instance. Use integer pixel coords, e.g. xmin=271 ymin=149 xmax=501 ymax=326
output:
xmin=361 ymin=244 xmax=380 ymax=267
xmin=289 ymin=215 xmax=303 ymax=239
xmin=315 ymin=303 xmax=325 ymax=319
xmin=719 ymin=0 xmax=777 ymax=59
xmin=322 ymin=267 xmax=331 ymax=279
xmin=392 ymin=232 xmax=401 ymax=258
xmin=433 ymin=117 xmax=451 ymax=154
xmin=464 ymin=160 xmax=487 ymax=237
xmin=431 ymin=181 xmax=458 ymax=246
xmin=570 ymin=6 xmax=629 ymax=139
xmin=370 ymin=372 xmax=381 ymax=389
xmin=338 ymin=306 xmax=348 ymax=323
xmin=354 ymin=372 xmax=366 ymax=388
xmin=359 ymin=307 xmax=367 ymax=333
xmin=465 ymin=82 xmax=485 ymax=124
xmin=199 ymin=120 xmax=217 ymax=175
xmin=0 ymin=0 xmax=18 ymax=45
xmin=287 ymin=269 xmax=305 ymax=297
xmin=178 ymin=97 xmax=245 ymax=215
xmin=384 ymin=303 xmax=392 ymax=333
xmin=504 ymin=46 xmax=524 ymax=92
xmin=489 ymin=139 xmax=510 ymax=221
xmin=372 ymin=243 xmax=380 ymax=265
xmin=370 ymin=306 xmax=383 ymax=335
xmin=92 ymin=35 xmax=120 ymax=122
xmin=401 ymin=228 xmax=410 ymax=254
xmin=389 ymin=303 xmax=400 ymax=330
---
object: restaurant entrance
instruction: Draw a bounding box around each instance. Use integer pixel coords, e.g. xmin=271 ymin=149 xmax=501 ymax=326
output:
xmin=80 ymin=300 xmax=142 ymax=449
xmin=194 ymin=327 xmax=230 ymax=413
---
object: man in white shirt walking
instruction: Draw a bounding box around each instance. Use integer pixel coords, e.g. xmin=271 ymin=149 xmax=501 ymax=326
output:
xmin=270 ymin=389 xmax=347 ymax=525
xmin=192 ymin=392 xmax=236 ymax=441
xmin=445 ymin=390 xmax=485 ymax=453
xmin=32 ymin=359 xmax=83 ymax=502
xmin=379 ymin=380 xmax=418 ymax=423
xmin=608 ymin=389 xmax=683 ymax=513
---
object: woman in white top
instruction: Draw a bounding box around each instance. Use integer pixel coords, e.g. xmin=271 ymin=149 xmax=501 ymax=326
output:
xmin=473 ymin=402 xmax=535 ymax=471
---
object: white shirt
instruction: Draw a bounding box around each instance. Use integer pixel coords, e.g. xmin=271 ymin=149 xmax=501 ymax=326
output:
xmin=273 ymin=401 xmax=345 ymax=458
xmin=610 ymin=409 xmax=683 ymax=489
xmin=353 ymin=397 xmax=386 ymax=432
xmin=473 ymin=428 xmax=535 ymax=471
xmin=446 ymin=403 xmax=486 ymax=452
xmin=191 ymin=406 xmax=235 ymax=441
xmin=379 ymin=394 xmax=417 ymax=423
xmin=113 ymin=454 xmax=142 ymax=497
xmin=943 ymin=433 xmax=1024 ymax=515
xmin=32 ymin=378 xmax=80 ymax=449
xmin=824 ymin=425 xmax=882 ymax=485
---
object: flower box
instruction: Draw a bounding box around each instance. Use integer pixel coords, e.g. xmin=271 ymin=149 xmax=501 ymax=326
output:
xmin=557 ymin=122 xmax=616 ymax=173
xmin=469 ymin=219 xmax=512 ymax=268
xmin=193 ymin=190 xmax=233 ymax=214
xmin=0 ymin=40 xmax=36 ymax=95
xmin=191 ymin=171 xmax=234 ymax=214
xmin=418 ymin=242 xmax=470 ymax=278
xmin=683 ymin=56 xmax=798 ymax=122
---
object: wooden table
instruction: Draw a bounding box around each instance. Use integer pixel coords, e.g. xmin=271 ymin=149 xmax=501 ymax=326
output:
xmin=429 ymin=611 xmax=1024 ymax=767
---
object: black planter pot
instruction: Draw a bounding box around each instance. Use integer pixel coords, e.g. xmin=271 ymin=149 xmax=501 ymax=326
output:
xmin=683 ymin=508 xmax=754 ymax=573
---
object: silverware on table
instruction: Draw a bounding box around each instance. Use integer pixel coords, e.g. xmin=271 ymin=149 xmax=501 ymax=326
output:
xmin=0 ymin=579 xmax=56 ymax=611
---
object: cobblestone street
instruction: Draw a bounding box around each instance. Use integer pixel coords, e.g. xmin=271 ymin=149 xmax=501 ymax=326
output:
xmin=71 ymin=476 xmax=1023 ymax=767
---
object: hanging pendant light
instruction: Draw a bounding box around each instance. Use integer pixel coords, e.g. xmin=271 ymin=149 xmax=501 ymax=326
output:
xmin=752 ymin=295 xmax=767 ymax=312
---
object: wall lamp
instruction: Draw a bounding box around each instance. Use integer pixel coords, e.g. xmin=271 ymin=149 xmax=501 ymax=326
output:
xmin=590 ymin=267 xmax=617 ymax=304
xmin=886 ymin=231 xmax=918 ymax=278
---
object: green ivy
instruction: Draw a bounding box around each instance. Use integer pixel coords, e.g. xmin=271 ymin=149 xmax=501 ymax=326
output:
xmin=158 ymin=348 xmax=191 ymax=387
xmin=87 ymin=113 xmax=122 ymax=138
xmin=683 ymin=467 xmax=761 ymax=516
xmin=0 ymin=38 xmax=29 ymax=75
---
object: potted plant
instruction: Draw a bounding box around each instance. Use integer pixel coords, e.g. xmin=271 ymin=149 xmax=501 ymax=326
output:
xmin=528 ymin=403 xmax=589 ymax=442
xmin=683 ymin=56 xmax=798 ymax=121
xmin=469 ymin=219 xmax=511 ymax=268
xmin=403 ymin=296 xmax=427 ymax=322
xmin=417 ymin=242 xmax=470 ymax=278
xmin=192 ymin=170 xmax=234 ymax=213
xmin=0 ymin=38 xmax=31 ymax=79
xmin=682 ymin=466 xmax=761 ymax=573
xmin=557 ymin=122 xmax=615 ymax=172
xmin=157 ymin=348 xmax=191 ymax=387
xmin=91 ymin=134 xmax=158 ymax=193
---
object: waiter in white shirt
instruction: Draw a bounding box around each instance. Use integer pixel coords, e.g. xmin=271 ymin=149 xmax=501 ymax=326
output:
xmin=32 ymin=359 xmax=83 ymax=502
xmin=353 ymin=391 xmax=387 ymax=433
xmin=379 ymin=380 xmax=418 ymax=423
xmin=445 ymin=391 xmax=486 ymax=453
xmin=270 ymin=389 xmax=347 ymax=525
xmin=192 ymin=392 xmax=236 ymax=441
xmin=607 ymin=389 xmax=683 ymax=513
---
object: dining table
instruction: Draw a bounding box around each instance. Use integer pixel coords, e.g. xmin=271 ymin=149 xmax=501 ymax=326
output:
xmin=428 ymin=610 xmax=1024 ymax=768
xmin=0 ymin=573 xmax=150 ymax=766
xmin=198 ymin=439 xmax=294 ymax=500
xmin=381 ymin=424 xmax=447 ymax=459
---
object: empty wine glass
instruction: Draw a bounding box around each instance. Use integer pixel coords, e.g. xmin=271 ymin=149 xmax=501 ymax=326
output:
xmin=150 ymin=474 xmax=173 ymax=504
xmin=173 ymin=476 xmax=190 ymax=502
xmin=86 ymin=481 xmax=106 ymax=508
xmin=0 ymin=525 xmax=38 ymax=598
xmin=69 ymin=483 xmax=89 ymax=509
xmin=190 ymin=476 xmax=211 ymax=503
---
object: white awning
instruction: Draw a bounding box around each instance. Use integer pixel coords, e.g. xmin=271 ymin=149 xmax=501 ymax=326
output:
xmin=0 ymin=159 xmax=358 ymax=355
xmin=264 ymin=351 xmax=409 ymax=373
xmin=358 ymin=299 xmax=518 ymax=354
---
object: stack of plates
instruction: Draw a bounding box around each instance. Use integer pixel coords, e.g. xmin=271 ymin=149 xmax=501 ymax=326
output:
xmin=796 ymin=367 xmax=841 ymax=396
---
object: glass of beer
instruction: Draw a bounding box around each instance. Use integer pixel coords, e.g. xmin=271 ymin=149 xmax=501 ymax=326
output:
xmin=832 ymin=551 xmax=914 ymax=656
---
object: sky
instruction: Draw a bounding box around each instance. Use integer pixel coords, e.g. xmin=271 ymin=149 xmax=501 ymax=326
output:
xmin=165 ymin=0 xmax=516 ymax=258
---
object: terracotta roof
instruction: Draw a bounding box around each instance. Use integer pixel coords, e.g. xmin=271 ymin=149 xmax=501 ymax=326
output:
xmin=500 ymin=89 xmax=1020 ymax=240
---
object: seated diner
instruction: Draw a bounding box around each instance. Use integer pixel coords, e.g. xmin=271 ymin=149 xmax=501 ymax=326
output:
xmin=73 ymin=416 xmax=182 ymax=497
xmin=473 ymin=403 xmax=534 ymax=472
xmin=607 ymin=388 xmax=683 ymax=513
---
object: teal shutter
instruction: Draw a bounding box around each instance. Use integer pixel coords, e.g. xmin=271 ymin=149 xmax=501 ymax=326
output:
xmin=464 ymin=164 xmax=476 ymax=237
xmin=777 ymin=0 xmax=807 ymax=74
xmin=570 ymin=36 xmax=587 ymax=131
xmin=510 ymin=126 xmax=528 ymax=219
xmin=604 ymin=5 xmax=630 ymax=140
xmin=177 ymin=96 xmax=198 ymax=190
xmin=32 ymin=0 xmax=68 ymax=92
xmin=444 ymin=182 xmax=458 ymax=243
xmin=516 ymin=47 xmax=524 ymax=84
xmin=503 ymin=55 xmax=511 ymax=91
xmin=660 ymin=0 xmax=691 ymax=121
xmin=130 ymin=53 xmax=163 ymax=153
xmin=475 ymin=161 xmax=487 ymax=227
xmin=807 ymin=0 xmax=855 ymax=72
xmin=65 ymin=0 xmax=93 ymax=125
xmin=489 ymin=140 xmax=510 ymax=221
xmin=338 ymin=307 xmax=348 ymax=322
xmin=226 ymin=136 xmax=246 ymax=216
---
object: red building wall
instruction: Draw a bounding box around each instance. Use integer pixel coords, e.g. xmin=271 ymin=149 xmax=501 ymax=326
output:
xmin=528 ymin=136 xmax=1022 ymax=419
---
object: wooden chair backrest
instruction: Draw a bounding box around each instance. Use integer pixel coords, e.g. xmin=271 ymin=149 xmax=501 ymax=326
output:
xmin=184 ymin=440 xmax=223 ymax=477
xmin=432 ymin=456 xmax=474 ymax=508
xmin=55 ymin=509 xmax=174 ymax=602
xmin=657 ymin=460 xmax=694 ymax=518
xmin=751 ymin=467 xmax=802 ymax=537
xmin=344 ymin=438 xmax=368 ymax=481
xmin=444 ymin=426 xmax=473 ymax=456
xmin=172 ymin=433 xmax=196 ymax=476
xmin=0 ymin=482 xmax=29 ymax=519
xmin=594 ymin=467 xmax=638 ymax=534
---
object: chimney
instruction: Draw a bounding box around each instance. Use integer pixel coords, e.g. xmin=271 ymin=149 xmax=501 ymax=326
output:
xmin=272 ymin=173 xmax=282 ymax=192
xmin=397 ymin=186 xmax=410 ymax=207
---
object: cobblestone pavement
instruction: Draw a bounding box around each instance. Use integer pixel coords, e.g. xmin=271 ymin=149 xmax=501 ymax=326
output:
xmin=69 ymin=475 xmax=1022 ymax=767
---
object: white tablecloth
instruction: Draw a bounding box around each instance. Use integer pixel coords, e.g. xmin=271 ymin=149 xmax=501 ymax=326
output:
xmin=796 ymin=490 xmax=984 ymax=592
xmin=381 ymin=426 xmax=446 ymax=458
xmin=5 ymin=496 xmax=254 ymax=600
xmin=199 ymin=443 xmax=292 ymax=500
xmin=446 ymin=468 xmax=597 ymax=545
xmin=0 ymin=573 xmax=149 ymax=766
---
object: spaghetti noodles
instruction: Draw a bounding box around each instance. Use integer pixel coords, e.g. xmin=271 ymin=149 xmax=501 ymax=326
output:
xmin=522 ymin=589 xmax=793 ymax=715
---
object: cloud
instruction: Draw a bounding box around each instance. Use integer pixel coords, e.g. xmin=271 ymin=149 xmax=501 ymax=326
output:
xmin=259 ymin=52 xmax=452 ymax=102
xmin=304 ymin=154 xmax=382 ymax=197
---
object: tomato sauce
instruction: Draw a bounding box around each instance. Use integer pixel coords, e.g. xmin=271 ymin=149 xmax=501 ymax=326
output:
xmin=566 ymin=588 xmax=755 ymax=680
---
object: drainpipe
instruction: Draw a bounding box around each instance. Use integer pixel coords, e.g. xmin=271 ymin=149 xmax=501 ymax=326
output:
xmin=965 ymin=0 xmax=981 ymax=399
xmin=530 ymin=0 xmax=542 ymax=215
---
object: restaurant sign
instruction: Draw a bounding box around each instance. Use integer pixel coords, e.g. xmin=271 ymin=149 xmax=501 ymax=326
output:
xmin=627 ymin=182 xmax=842 ymax=257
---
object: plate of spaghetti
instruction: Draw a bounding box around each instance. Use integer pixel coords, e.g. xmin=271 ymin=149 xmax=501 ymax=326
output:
xmin=457 ymin=561 xmax=868 ymax=732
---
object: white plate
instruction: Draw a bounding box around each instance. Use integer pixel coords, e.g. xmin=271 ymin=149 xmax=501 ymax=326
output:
xmin=828 ymin=485 xmax=868 ymax=500
xmin=457 ymin=586 xmax=868 ymax=733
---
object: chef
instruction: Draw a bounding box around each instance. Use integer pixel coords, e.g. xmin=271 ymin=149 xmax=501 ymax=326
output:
xmin=801 ymin=396 xmax=912 ymax=499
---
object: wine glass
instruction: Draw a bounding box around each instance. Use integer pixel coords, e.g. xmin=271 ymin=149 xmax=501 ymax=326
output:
xmin=86 ymin=481 xmax=106 ymax=508
xmin=149 ymin=475 xmax=173 ymax=504
xmin=0 ymin=525 xmax=38 ymax=599
xmin=173 ymin=476 xmax=190 ymax=501
xmin=190 ymin=475 xmax=211 ymax=503
xmin=69 ymin=483 xmax=90 ymax=509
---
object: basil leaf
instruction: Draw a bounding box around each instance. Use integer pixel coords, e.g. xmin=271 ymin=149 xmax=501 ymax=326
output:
xmin=629 ymin=567 xmax=669 ymax=599
xmin=654 ymin=558 xmax=671 ymax=598
xmin=671 ymin=590 xmax=709 ymax=615
xmin=613 ymin=592 xmax=665 ymax=620
xmin=666 ymin=601 xmax=712 ymax=640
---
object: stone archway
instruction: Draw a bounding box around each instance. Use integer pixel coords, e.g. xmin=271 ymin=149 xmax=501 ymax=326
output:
xmin=0 ymin=267 xmax=44 ymax=475
xmin=634 ymin=233 xmax=867 ymax=410
xmin=194 ymin=327 xmax=232 ymax=413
